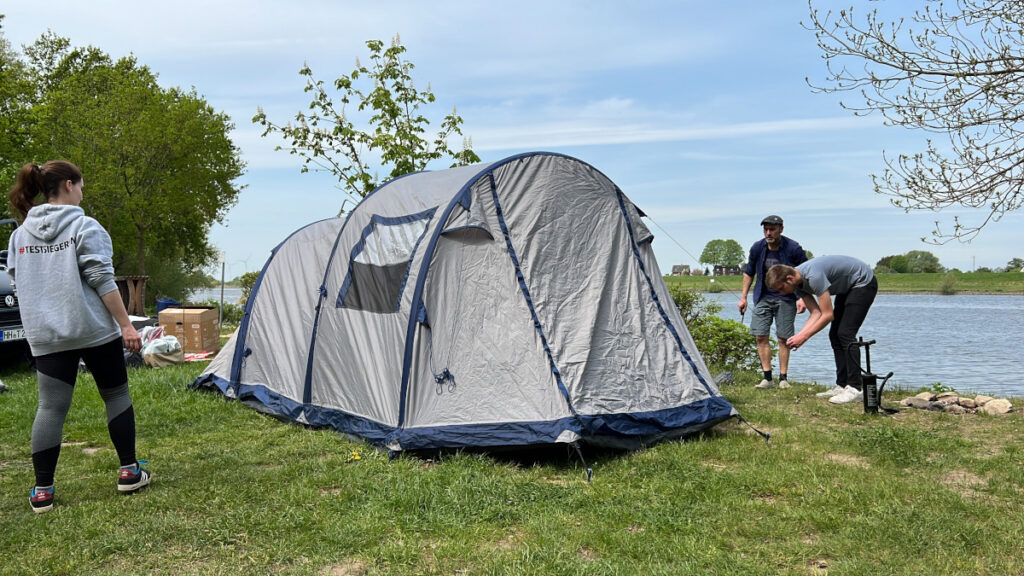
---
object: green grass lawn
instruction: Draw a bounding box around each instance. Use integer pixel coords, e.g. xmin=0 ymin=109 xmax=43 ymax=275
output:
xmin=666 ymin=271 xmax=1024 ymax=294
xmin=2 ymin=362 xmax=1022 ymax=575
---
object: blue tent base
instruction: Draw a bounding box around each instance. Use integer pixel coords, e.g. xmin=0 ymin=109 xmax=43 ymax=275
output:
xmin=192 ymin=373 xmax=736 ymax=452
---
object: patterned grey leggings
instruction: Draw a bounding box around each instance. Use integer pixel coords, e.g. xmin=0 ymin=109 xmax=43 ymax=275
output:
xmin=31 ymin=337 xmax=136 ymax=487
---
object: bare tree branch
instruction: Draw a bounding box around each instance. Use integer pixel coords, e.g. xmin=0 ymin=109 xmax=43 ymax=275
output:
xmin=805 ymin=0 xmax=1024 ymax=242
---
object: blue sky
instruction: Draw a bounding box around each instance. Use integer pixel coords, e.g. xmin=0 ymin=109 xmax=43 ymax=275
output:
xmin=4 ymin=1 xmax=1021 ymax=278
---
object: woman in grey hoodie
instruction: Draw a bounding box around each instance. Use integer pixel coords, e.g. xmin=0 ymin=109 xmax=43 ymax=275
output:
xmin=8 ymin=160 xmax=150 ymax=514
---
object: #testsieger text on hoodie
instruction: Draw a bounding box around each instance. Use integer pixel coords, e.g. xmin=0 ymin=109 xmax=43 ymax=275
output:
xmin=6 ymin=204 xmax=122 ymax=356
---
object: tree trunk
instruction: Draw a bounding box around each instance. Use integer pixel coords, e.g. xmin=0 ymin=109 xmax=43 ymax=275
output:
xmin=136 ymin=231 xmax=146 ymax=275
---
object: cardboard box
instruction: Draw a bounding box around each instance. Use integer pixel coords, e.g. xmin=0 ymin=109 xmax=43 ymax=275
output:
xmin=158 ymin=307 xmax=220 ymax=353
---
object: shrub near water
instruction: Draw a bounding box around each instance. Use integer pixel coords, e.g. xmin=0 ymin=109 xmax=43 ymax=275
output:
xmin=668 ymin=285 xmax=759 ymax=372
xmin=940 ymin=271 xmax=959 ymax=295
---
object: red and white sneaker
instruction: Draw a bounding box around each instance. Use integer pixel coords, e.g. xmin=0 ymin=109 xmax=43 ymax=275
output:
xmin=118 ymin=461 xmax=152 ymax=493
xmin=30 ymin=486 xmax=54 ymax=514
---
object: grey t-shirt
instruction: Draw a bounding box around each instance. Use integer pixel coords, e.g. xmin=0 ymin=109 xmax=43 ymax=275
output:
xmin=796 ymin=255 xmax=874 ymax=298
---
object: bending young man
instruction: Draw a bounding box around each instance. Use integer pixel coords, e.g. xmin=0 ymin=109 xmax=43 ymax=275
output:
xmin=766 ymin=256 xmax=878 ymax=405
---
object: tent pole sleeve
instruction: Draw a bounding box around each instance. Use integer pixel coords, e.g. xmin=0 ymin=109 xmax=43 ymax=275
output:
xmin=487 ymin=172 xmax=579 ymax=417
xmin=612 ymin=189 xmax=718 ymax=396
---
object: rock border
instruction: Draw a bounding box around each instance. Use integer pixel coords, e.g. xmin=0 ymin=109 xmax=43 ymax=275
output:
xmin=899 ymin=391 xmax=1013 ymax=415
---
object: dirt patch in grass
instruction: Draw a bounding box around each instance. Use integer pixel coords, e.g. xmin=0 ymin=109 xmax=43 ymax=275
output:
xmin=702 ymin=460 xmax=733 ymax=471
xmin=941 ymin=469 xmax=988 ymax=492
xmin=806 ymin=558 xmax=831 ymax=574
xmin=825 ymin=453 xmax=870 ymax=468
xmin=493 ymin=529 xmax=526 ymax=551
xmin=321 ymin=561 xmax=368 ymax=576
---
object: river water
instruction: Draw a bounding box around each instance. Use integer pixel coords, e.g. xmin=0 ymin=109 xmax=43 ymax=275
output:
xmin=188 ymin=287 xmax=244 ymax=304
xmin=706 ymin=293 xmax=1024 ymax=398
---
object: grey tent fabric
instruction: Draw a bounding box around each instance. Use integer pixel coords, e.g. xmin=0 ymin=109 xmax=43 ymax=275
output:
xmin=194 ymin=152 xmax=736 ymax=451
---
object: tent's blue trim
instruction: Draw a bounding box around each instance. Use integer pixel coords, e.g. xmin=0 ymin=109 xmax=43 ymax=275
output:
xmin=486 ymin=170 xmax=579 ymax=416
xmin=396 ymin=164 xmax=511 ymax=430
xmin=399 ymin=152 xmax=662 ymax=433
xmin=397 ymin=153 xmax=580 ymax=432
xmin=392 ymin=418 xmax=582 ymax=450
xmin=302 ymin=220 xmax=355 ymax=404
xmin=581 ymin=396 xmax=734 ymax=437
xmin=612 ymin=189 xmax=718 ymax=397
xmin=198 ymin=374 xmax=397 ymax=445
xmin=302 ymin=176 xmax=431 ymax=406
xmin=335 ymin=208 xmax=437 ymax=311
xmin=193 ymin=374 xmax=733 ymax=451
xmin=231 ymin=217 xmax=338 ymax=393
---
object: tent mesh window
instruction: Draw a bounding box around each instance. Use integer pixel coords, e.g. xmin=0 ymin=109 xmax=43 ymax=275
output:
xmin=337 ymin=210 xmax=434 ymax=313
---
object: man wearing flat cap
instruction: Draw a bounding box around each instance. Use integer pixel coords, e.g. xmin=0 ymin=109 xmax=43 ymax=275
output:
xmin=738 ymin=215 xmax=808 ymax=389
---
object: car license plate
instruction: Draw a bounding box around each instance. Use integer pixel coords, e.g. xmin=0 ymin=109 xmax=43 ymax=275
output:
xmin=1 ymin=328 xmax=25 ymax=342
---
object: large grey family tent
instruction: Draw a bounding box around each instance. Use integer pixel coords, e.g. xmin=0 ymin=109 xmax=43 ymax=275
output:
xmin=193 ymin=152 xmax=737 ymax=451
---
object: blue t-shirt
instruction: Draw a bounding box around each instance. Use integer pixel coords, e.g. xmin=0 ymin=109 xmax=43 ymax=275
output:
xmin=763 ymin=250 xmax=784 ymax=300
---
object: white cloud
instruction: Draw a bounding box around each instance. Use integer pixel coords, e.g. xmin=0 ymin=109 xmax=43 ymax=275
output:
xmin=469 ymin=112 xmax=872 ymax=151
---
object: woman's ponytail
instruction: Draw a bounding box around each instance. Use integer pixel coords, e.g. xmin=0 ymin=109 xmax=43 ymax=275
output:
xmin=8 ymin=161 xmax=82 ymax=221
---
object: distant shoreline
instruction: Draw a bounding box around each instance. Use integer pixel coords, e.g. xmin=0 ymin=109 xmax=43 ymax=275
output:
xmin=664 ymin=271 xmax=1024 ymax=295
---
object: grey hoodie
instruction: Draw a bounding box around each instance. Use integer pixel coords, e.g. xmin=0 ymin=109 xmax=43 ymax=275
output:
xmin=7 ymin=204 xmax=121 ymax=356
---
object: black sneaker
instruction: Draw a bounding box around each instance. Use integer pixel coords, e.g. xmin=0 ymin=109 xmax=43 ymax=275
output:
xmin=118 ymin=460 xmax=152 ymax=493
xmin=30 ymin=486 xmax=54 ymax=514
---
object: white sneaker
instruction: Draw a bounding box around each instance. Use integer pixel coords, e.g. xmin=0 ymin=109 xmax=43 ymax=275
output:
xmin=778 ymin=379 xmax=791 ymax=389
xmin=815 ymin=385 xmax=843 ymax=398
xmin=755 ymin=379 xmax=776 ymax=389
xmin=829 ymin=386 xmax=862 ymax=405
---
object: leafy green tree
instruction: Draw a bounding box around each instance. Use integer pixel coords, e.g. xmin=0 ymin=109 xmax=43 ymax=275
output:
xmin=904 ymin=250 xmax=945 ymax=273
xmin=875 ymin=254 xmax=908 ymax=274
xmin=27 ymin=35 xmax=244 ymax=300
xmin=239 ymin=271 xmax=260 ymax=304
xmin=877 ymin=250 xmax=945 ymax=273
xmin=806 ymin=1 xmax=1024 ymax=242
xmin=699 ymin=239 xmax=745 ymax=269
xmin=887 ymin=255 xmax=908 ymax=274
xmin=0 ymin=18 xmax=37 ymax=199
xmin=1004 ymin=257 xmax=1024 ymax=272
xmin=253 ymin=35 xmax=480 ymax=213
